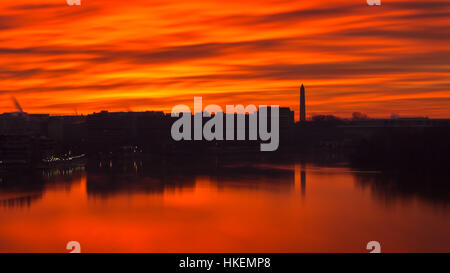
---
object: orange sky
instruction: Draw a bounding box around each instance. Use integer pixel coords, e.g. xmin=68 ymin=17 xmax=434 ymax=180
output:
xmin=0 ymin=0 xmax=449 ymax=118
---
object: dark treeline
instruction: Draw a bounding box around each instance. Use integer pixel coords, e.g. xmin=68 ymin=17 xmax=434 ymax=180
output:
xmin=350 ymin=127 xmax=450 ymax=173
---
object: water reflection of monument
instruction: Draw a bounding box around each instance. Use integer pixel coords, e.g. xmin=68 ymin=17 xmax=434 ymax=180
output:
xmin=294 ymin=163 xmax=306 ymax=197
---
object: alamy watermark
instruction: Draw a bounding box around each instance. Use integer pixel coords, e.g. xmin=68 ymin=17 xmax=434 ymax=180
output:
xmin=367 ymin=0 xmax=381 ymax=6
xmin=170 ymin=97 xmax=280 ymax=152
xmin=366 ymin=241 xmax=381 ymax=253
xmin=66 ymin=0 xmax=81 ymax=6
xmin=66 ymin=241 xmax=81 ymax=253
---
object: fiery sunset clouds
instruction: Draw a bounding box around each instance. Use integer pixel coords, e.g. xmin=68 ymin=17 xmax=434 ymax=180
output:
xmin=0 ymin=0 xmax=449 ymax=118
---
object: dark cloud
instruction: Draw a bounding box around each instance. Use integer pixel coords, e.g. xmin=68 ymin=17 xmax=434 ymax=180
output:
xmin=168 ymin=50 xmax=450 ymax=82
xmin=0 ymin=15 xmax=23 ymax=30
xmin=0 ymin=3 xmax=101 ymax=31
xmin=0 ymin=38 xmax=292 ymax=65
xmin=203 ymin=0 xmax=450 ymax=29
xmin=338 ymin=27 xmax=450 ymax=42
xmin=388 ymin=1 xmax=450 ymax=10
xmin=0 ymin=68 xmax=79 ymax=80
xmin=8 ymin=3 xmax=64 ymax=11
xmin=0 ymin=81 xmax=150 ymax=95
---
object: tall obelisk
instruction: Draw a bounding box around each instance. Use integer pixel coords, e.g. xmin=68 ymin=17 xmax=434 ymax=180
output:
xmin=300 ymin=84 xmax=306 ymax=122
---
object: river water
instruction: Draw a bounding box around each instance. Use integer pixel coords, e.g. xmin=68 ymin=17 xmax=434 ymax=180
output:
xmin=0 ymin=159 xmax=449 ymax=252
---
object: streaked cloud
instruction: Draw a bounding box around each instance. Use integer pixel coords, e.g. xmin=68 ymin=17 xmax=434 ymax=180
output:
xmin=0 ymin=0 xmax=448 ymax=118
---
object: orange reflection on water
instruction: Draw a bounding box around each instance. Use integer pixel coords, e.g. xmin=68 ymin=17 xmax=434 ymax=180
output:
xmin=0 ymin=164 xmax=449 ymax=253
